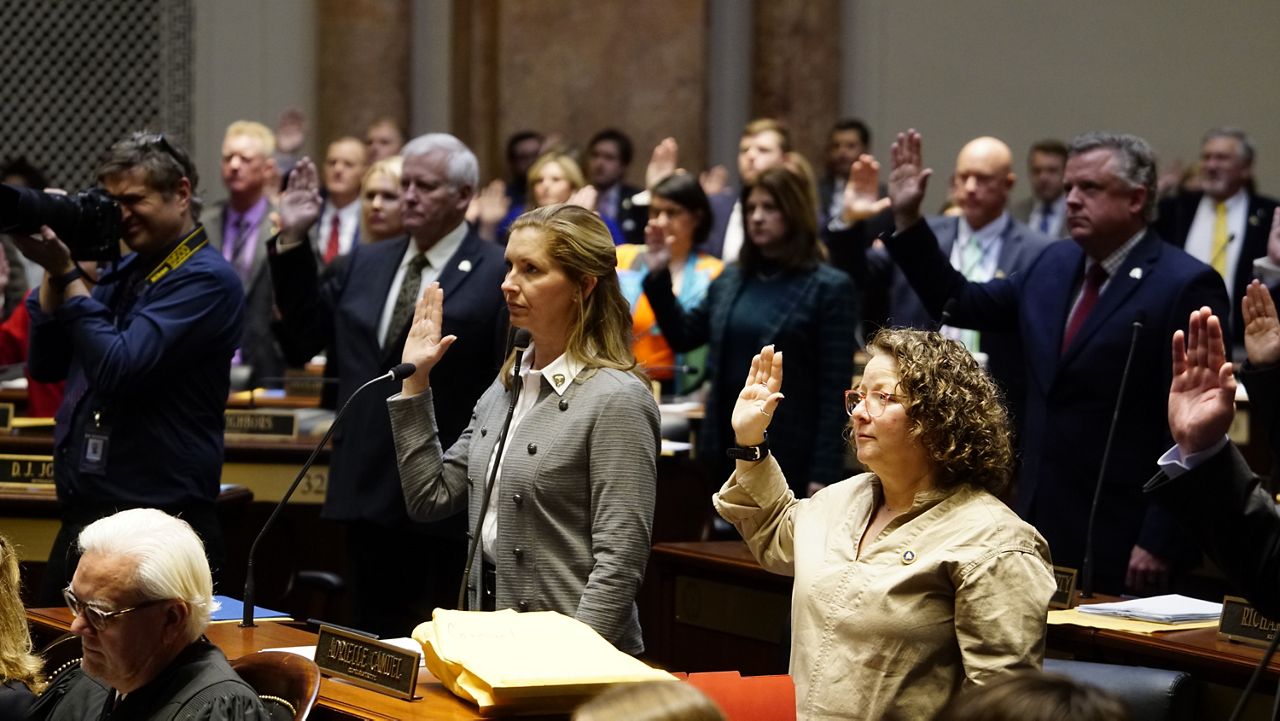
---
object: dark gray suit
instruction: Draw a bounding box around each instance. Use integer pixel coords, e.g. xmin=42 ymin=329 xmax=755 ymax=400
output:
xmin=202 ymin=201 xmax=285 ymax=387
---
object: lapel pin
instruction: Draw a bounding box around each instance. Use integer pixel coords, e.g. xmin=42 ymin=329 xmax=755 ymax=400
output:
xmin=553 ymin=373 xmax=566 ymax=387
xmin=1251 ymin=215 xmax=1261 ymax=227
xmin=902 ymin=550 xmax=916 ymax=565
xmin=1129 ymin=267 xmax=1143 ymax=280
xmin=994 ymin=269 xmax=1006 ymax=279
xmin=458 ymin=259 xmax=472 ymax=273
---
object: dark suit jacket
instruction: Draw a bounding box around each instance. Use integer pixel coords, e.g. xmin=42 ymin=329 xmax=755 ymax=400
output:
xmin=643 ymin=263 xmax=856 ymax=491
xmin=1146 ymin=442 xmax=1280 ymax=620
xmin=202 ymin=201 xmax=285 ymax=387
xmin=1154 ymin=190 xmax=1279 ymax=344
xmin=830 ymin=214 xmax=1052 ymax=425
xmin=705 ymin=192 xmax=738 ymax=260
xmin=606 ymin=182 xmax=648 ymax=245
xmin=270 ymin=227 xmax=509 ymax=529
xmin=887 ymin=221 xmax=1229 ymax=592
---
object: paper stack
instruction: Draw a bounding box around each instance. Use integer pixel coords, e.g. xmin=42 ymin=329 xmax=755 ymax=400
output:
xmin=1077 ymin=594 xmax=1222 ymax=624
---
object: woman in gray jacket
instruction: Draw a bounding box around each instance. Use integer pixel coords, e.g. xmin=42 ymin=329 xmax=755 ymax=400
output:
xmin=388 ymin=203 xmax=660 ymax=654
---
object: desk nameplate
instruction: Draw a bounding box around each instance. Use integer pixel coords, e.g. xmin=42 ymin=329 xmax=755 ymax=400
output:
xmin=225 ymin=410 xmax=298 ymax=439
xmin=1218 ymin=595 xmax=1278 ymax=648
xmin=0 ymin=403 xmax=13 ymax=431
xmin=315 ymin=625 xmax=421 ymax=700
xmin=1049 ymin=566 xmax=1078 ymax=610
xmin=0 ymin=454 xmax=54 ymax=484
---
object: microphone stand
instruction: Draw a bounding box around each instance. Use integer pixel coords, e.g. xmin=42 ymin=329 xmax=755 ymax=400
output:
xmin=1080 ymin=319 xmax=1143 ymax=598
xmin=457 ymin=330 xmax=532 ymax=609
xmin=240 ymin=363 xmax=414 ymax=627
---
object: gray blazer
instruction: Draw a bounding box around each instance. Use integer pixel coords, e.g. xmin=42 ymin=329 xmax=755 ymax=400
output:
xmin=388 ymin=366 xmax=660 ymax=654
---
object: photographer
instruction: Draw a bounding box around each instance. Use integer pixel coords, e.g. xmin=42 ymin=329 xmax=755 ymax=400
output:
xmin=8 ymin=133 xmax=245 ymax=605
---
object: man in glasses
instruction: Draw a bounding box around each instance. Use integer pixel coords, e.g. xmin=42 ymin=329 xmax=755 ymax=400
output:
xmin=29 ymin=508 xmax=267 ymax=719
xmin=13 ymin=132 xmax=245 ymax=605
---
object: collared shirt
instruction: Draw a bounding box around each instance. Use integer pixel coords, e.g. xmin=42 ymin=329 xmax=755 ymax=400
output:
xmin=942 ymin=213 xmax=1009 ymax=352
xmin=721 ymin=200 xmax=744 ymax=262
xmin=826 ymin=177 xmax=849 ymax=230
xmin=481 ymin=343 xmax=585 ymax=561
xmin=715 ymin=457 xmax=1055 ymax=720
xmin=315 ymin=199 xmax=362 ymax=258
xmin=1029 ymin=195 xmax=1067 ymax=238
xmin=597 ymin=184 xmax=621 ymax=221
xmin=1066 ymin=227 xmax=1146 ymax=318
xmin=222 ymin=197 xmax=269 ymax=283
xmin=376 ymin=223 xmax=468 ymax=346
xmin=1185 ymin=189 xmax=1249 ymax=290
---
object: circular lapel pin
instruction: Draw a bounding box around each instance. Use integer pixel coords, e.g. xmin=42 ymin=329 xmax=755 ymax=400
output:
xmin=553 ymin=373 xmax=566 ymax=387
xmin=902 ymin=550 xmax=917 ymax=565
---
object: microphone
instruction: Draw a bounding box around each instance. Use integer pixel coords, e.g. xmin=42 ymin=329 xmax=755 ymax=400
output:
xmin=935 ymin=297 xmax=958 ymax=332
xmin=457 ymin=328 xmax=533 ymax=609
xmin=240 ymin=362 xmax=415 ymax=627
xmin=1080 ymin=315 xmax=1144 ymax=598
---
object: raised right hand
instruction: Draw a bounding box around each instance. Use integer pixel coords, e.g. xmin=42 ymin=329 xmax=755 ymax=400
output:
xmin=278 ymin=157 xmax=323 ymax=241
xmin=1243 ymin=279 xmax=1280 ymax=366
xmin=646 ymin=137 xmax=679 ymax=190
xmin=642 ymin=218 xmax=673 ymax=273
xmin=888 ymin=129 xmax=932 ymax=232
xmin=1168 ymin=306 xmax=1236 ymax=455
xmin=840 ymin=153 xmax=891 ymax=225
xmin=730 ymin=345 xmax=785 ymax=449
xmin=401 ymin=282 xmax=457 ymax=397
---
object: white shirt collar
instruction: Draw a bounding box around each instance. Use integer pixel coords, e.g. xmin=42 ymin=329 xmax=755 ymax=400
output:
xmin=958 ymin=211 xmax=1010 ymax=244
xmin=402 ymin=221 xmax=468 ymax=271
xmin=519 ymin=341 xmax=586 ymax=396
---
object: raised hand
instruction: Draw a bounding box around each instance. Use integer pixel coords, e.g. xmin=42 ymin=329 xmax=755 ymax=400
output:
xmin=567 ymin=184 xmax=600 ymax=212
xmin=1168 ymin=306 xmax=1236 ymax=455
xmin=1242 ymin=279 xmax=1280 ymax=366
xmin=888 ymin=129 xmax=933 ymax=232
xmin=401 ymin=282 xmax=457 ymax=397
xmin=277 ymin=157 xmax=323 ymax=241
xmin=642 ymin=216 xmax=673 ymax=273
xmin=700 ymin=165 xmax=729 ymax=197
xmin=1268 ymin=207 xmax=1280 ymax=264
xmin=646 ymin=137 xmax=679 ymax=190
xmin=840 ymin=154 xmax=891 ymax=225
xmin=470 ymin=179 xmax=510 ymax=240
xmin=730 ymin=345 xmax=785 ymax=449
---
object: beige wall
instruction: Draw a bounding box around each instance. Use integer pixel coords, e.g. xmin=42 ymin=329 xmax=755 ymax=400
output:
xmin=846 ymin=0 xmax=1280 ymax=210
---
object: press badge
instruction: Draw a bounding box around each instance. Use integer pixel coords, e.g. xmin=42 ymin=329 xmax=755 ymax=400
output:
xmin=80 ymin=412 xmax=110 ymax=475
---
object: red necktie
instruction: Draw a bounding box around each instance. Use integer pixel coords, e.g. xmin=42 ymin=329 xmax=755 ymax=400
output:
xmin=1061 ymin=263 xmax=1108 ymax=353
xmin=324 ymin=214 xmax=341 ymax=264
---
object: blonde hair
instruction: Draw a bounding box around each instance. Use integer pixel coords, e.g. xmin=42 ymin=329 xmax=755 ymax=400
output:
xmin=864 ymin=328 xmax=1015 ymax=495
xmin=224 ymin=120 xmax=276 ymax=157
xmin=573 ymin=681 xmax=726 ymax=721
xmin=362 ymin=155 xmax=403 ymax=190
xmin=527 ymin=152 xmax=586 ymax=205
xmin=78 ymin=509 xmax=218 ymax=644
xmin=503 ymin=204 xmax=639 ymax=386
xmin=0 ymin=534 xmax=46 ymax=693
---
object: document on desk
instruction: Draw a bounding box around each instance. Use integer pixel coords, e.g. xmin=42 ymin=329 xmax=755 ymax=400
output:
xmin=1076 ymin=594 xmax=1222 ymax=624
xmin=414 ymin=609 xmax=676 ymax=714
xmin=1048 ymin=608 xmax=1220 ymax=634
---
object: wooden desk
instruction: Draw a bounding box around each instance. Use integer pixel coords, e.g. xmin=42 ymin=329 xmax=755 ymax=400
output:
xmin=1050 ymin=594 xmax=1280 ymax=688
xmin=27 ymin=607 xmax=563 ymax=720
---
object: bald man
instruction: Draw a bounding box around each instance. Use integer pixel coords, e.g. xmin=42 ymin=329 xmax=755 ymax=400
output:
xmin=838 ymin=136 xmax=1053 ymax=426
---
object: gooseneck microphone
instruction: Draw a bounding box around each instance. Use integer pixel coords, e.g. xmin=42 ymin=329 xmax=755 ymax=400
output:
xmin=240 ymin=362 xmax=416 ymax=627
xmin=1080 ymin=316 xmax=1143 ymax=598
xmin=457 ymin=328 xmax=533 ymax=609
xmin=935 ymin=297 xmax=958 ymax=332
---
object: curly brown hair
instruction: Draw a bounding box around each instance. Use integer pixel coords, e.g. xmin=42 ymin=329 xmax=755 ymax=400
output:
xmin=864 ymin=328 xmax=1014 ymax=495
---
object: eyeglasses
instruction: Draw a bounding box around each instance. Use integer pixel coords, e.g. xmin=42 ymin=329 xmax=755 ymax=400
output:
xmin=63 ymin=586 xmax=168 ymax=631
xmin=845 ymin=389 xmax=899 ymax=417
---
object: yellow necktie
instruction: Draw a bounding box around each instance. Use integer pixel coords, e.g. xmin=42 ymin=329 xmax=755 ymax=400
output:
xmin=1211 ymin=202 xmax=1229 ymax=276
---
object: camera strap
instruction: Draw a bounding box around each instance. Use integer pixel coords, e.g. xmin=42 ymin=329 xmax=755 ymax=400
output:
xmin=146 ymin=225 xmax=209 ymax=285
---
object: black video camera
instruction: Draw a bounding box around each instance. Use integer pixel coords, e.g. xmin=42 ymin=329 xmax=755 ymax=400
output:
xmin=0 ymin=183 xmax=122 ymax=261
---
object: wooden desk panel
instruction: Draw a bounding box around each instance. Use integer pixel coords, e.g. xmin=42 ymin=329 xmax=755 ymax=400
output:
xmin=27 ymin=608 xmax=561 ymax=720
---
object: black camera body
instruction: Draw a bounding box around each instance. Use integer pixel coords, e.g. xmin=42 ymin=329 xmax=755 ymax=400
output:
xmin=0 ymin=183 xmax=123 ymax=261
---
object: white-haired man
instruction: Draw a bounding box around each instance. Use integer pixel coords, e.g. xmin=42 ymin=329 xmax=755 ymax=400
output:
xmin=29 ymin=508 xmax=267 ymax=719
xmin=270 ymin=134 xmax=508 ymax=636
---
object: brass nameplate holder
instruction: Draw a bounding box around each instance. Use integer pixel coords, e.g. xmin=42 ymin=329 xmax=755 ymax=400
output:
xmin=1049 ymin=566 xmax=1078 ymax=610
xmin=0 ymin=454 xmax=55 ymax=484
xmin=1218 ymin=595 xmax=1278 ymax=648
xmin=0 ymin=403 xmax=13 ymax=431
xmin=314 ymin=625 xmax=420 ymax=700
xmin=224 ymin=410 xmax=298 ymax=439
